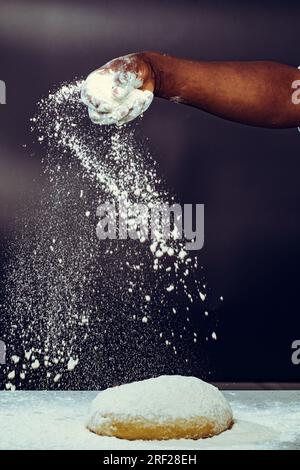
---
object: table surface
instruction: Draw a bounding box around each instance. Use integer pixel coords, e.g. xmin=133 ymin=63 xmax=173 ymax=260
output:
xmin=0 ymin=390 xmax=299 ymax=450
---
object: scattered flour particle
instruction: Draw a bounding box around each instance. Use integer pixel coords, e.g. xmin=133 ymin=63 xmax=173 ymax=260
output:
xmin=6 ymin=383 xmax=16 ymax=391
xmin=54 ymin=374 xmax=61 ymax=383
xmin=25 ymin=350 xmax=32 ymax=360
xmin=142 ymin=316 xmax=148 ymax=324
xmin=145 ymin=295 xmax=151 ymax=302
xmin=150 ymin=243 xmax=157 ymax=253
xmin=31 ymin=359 xmax=40 ymax=370
xmin=85 ymin=211 xmax=91 ymax=217
xmin=178 ymin=249 xmax=187 ymax=260
xmin=212 ymin=332 xmax=217 ymax=340
xmin=161 ymin=245 xmax=169 ymax=254
xmin=11 ymin=355 xmax=20 ymax=364
xmin=8 ymin=371 xmax=15 ymax=380
xmin=199 ymin=291 xmax=206 ymax=301
xmin=67 ymin=357 xmax=79 ymax=371
xmin=166 ymin=284 xmax=175 ymax=293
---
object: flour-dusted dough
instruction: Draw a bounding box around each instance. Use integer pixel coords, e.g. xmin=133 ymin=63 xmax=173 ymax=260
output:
xmin=87 ymin=375 xmax=233 ymax=440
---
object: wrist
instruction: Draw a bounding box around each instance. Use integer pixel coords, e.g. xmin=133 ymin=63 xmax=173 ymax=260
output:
xmin=138 ymin=51 xmax=164 ymax=96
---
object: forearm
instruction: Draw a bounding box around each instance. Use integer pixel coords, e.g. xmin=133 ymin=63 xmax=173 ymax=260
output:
xmin=142 ymin=52 xmax=300 ymax=128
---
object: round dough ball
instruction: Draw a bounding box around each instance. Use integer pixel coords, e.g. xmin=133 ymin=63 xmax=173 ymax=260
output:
xmin=87 ymin=375 xmax=233 ymax=440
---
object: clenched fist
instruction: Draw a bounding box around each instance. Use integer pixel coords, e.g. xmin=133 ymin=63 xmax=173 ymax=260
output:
xmin=81 ymin=53 xmax=156 ymax=126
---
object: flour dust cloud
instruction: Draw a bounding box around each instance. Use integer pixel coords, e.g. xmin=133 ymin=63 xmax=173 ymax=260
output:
xmin=2 ymin=81 xmax=219 ymax=390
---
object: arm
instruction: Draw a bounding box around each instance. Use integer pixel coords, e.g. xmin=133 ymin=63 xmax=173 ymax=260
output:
xmin=142 ymin=52 xmax=300 ymax=128
xmin=82 ymin=51 xmax=300 ymax=128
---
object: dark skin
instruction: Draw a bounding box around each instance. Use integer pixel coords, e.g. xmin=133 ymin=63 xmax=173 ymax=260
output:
xmin=104 ymin=51 xmax=300 ymax=128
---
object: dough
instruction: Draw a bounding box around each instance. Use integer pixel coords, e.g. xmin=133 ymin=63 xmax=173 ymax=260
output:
xmin=87 ymin=375 xmax=233 ymax=440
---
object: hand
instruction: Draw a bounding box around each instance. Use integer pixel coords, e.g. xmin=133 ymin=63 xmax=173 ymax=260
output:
xmin=81 ymin=53 xmax=155 ymax=126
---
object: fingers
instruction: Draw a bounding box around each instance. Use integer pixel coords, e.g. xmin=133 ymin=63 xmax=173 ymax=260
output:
xmin=85 ymin=96 xmax=113 ymax=113
xmin=88 ymin=108 xmax=116 ymax=126
xmin=140 ymin=90 xmax=154 ymax=113
xmin=117 ymin=91 xmax=154 ymax=126
xmin=113 ymin=70 xmax=142 ymax=89
xmin=112 ymin=71 xmax=143 ymax=101
xmin=85 ymin=90 xmax=154 ymax=127
xmin=88 ymin=104 xmax=129 ymax=126
xmin=112 ymin=104 xmax=131 ymax=122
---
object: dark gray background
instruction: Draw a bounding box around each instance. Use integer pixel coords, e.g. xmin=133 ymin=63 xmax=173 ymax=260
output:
xmin=0 ymin=0 xmax=300 ymax=384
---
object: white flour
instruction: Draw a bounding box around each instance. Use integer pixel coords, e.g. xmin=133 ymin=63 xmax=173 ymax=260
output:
xmin=3 ymin=80 xmax=220 ymax=390
xmin=1 ymin=390 xmax=299 ymax=450
xmin=87 ymin=375 xmax=232 ymax=424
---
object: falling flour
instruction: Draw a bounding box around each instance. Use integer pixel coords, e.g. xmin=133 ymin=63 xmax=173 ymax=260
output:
xmin=2 ymin=80 xmax=219 ymax=390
